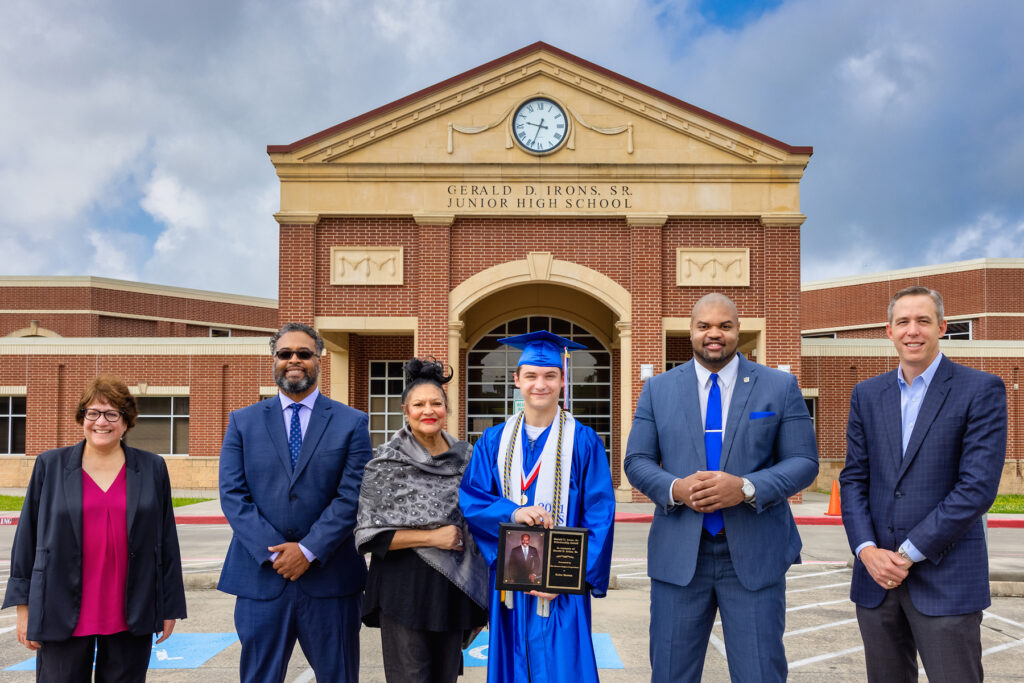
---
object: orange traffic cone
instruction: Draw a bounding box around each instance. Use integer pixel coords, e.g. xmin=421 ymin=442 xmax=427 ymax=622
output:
xmin=825 ymin=480 xmax=841 ymax=516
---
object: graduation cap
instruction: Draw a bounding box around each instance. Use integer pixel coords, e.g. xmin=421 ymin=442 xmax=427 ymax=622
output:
xmin=498 ymin=330 xmax=586 ymax=369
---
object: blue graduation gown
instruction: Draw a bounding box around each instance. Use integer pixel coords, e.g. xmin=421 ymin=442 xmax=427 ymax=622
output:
xmin=459 ymin=417 xmax=615 ymax=683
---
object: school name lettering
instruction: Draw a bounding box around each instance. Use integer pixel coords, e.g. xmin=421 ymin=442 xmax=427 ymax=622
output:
xmin=445 ymin=184 xmax=633 ymax=210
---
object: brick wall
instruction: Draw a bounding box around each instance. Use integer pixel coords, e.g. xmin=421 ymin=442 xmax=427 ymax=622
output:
xmin=802 ymin=266 xmax=1024 ymax=336
xmin=0 ymin=284 xmax=275 ymax=338
xmin=0 ymin=353 xmax=270 ymax=489
xmin=802 ymin=354 xmax=1024 ymax=494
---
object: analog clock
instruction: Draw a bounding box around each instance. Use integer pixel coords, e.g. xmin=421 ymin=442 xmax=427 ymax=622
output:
xmin=512 ymin=97 xmax=568 ymax=154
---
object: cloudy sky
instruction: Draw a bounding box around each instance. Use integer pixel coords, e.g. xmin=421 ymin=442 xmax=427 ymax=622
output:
xmin=2 ymin=0 xmax=1021 ymax=298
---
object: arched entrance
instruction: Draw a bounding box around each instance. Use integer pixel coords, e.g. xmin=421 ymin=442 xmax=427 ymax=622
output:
xmin=465 ymin=316 xmax=612 ymax=454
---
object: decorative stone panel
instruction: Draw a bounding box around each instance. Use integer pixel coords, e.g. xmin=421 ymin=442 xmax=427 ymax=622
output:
xmin=330 ymin=247 xmax=404 ymax=286
xmin=676 ymin=248 xmax=749 ymax=287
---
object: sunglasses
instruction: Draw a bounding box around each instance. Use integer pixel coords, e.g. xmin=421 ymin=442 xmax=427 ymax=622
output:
xmin=274 ymin=349 xmax=317 ymax=361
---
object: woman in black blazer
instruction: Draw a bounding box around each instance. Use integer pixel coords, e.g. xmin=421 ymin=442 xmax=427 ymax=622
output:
xmin=2 ymin=374 xmax=186 ymax=682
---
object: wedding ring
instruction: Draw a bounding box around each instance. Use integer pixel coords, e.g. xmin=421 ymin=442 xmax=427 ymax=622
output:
xmin=887 ymin=579 xmax=894 ymax=587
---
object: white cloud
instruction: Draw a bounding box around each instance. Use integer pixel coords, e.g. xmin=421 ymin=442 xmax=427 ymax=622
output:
xmin=925 ymin=213 xmax=1024 ymax=264
xmin=0 ymin=0 xmax=1022 ymax=299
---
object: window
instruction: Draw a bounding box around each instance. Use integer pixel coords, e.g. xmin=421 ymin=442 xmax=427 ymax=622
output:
xmin=802 ymin=332 xmax=837 ymax=339
xmin=665 ymin=361 xmax=685 ymax=371
xmin=210 ymin=327 xmax=232 ymax=337
xmin=804 ymin=397 xmax=816 ymax=431
xmin=942 ymin=321 xmax=971 ymax=340
xmin=369 ymin=361 xmax=405 ymax=447
xmin=466 ymin=316 xmax=612 ymax=455
xmin=1 ymin=396 xmax=26 ymax=455
xmin=132 ymin=397 xmax=189 ymax=455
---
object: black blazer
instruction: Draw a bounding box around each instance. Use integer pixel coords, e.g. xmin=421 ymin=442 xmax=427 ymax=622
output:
xmin=2 ymin=441 xmax=187 ymax=641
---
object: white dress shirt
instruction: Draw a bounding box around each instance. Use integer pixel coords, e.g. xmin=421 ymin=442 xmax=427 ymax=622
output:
xmin=668 ymin=355 xmax=741 ymax=506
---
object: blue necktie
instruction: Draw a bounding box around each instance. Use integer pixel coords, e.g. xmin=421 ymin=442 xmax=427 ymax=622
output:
xmin=703 ymin=374 xmax=724 ymax=536
xmin=288 ymin=404 xmax=303 ymax=469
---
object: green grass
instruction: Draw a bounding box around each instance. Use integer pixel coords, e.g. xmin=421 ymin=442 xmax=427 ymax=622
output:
xmin=171 ymin=497 xmax=213 ymax=508
xmin=0 ymin=495 xmax=211 ymax=511
xmin=990 ymin=495 xmax=1024 ymax=514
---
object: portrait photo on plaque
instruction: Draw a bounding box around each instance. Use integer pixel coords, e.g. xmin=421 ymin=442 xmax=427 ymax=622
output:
xmin=496 ymin=523 xmax=589 ymax=595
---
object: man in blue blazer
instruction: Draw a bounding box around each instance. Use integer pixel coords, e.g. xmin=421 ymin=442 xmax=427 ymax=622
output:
xmin=625 ymin=293 xmax=818 ymax=682
xmin=219 ymin=322 xmax=373 ymax=683
xmin=840 ymin=286 xmax=1006 ymax=683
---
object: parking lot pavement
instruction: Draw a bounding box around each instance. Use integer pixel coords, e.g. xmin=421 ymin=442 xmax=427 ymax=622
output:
xmin=0 ymin=507 xmax=1022 ymax=681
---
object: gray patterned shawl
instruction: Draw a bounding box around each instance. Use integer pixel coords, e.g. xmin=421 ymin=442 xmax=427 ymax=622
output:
xmin=355 ymin=426 xmax=489 ymax=610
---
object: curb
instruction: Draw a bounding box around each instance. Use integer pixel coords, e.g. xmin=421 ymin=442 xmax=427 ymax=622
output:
xmin=2 ymin=514 xmax=1023 ymax=528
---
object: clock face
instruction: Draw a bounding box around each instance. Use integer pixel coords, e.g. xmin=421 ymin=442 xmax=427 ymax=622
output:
xmin=512 ymin=98 xmax=568 ymax=154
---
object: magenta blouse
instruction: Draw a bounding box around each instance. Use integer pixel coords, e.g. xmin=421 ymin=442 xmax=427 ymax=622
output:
xmin=73 ymin=464 xmax=130 ymax=636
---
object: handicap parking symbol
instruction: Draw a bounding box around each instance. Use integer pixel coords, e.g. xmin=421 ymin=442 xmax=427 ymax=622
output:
xmin=5 ymin=633 xmax=239 ymax=671
xmin=462 ymin=630 xmax=623 ymax=669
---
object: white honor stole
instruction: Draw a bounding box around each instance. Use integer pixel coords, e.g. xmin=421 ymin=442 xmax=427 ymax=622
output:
xmin=497 ymin=410 xmax=576 ymax=615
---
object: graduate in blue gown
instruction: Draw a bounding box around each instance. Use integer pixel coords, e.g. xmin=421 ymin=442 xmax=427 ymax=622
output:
xmin=459 ymin=331 xmax=616 ymax=683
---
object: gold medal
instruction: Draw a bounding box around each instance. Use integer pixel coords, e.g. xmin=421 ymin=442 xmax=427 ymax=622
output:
xmin=521 ymin=494 xmax=528 ymax=505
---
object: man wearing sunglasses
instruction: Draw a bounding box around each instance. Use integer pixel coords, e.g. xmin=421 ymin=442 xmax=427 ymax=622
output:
xmin=218 ymin=322 xmax=373 ymax=683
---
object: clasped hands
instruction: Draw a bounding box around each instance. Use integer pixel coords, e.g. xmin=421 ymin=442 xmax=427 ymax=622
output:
xmin=268 ymin=542 xmax=310 ymax=581
xmin=859 ymin=546 xmax=911 ymax=590
xmin=672 ymin=470 xmax=745 ymax=512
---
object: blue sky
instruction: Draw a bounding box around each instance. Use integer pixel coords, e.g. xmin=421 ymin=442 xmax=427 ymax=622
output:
xmin=1 ymin=0 xmax=1021 ymax=298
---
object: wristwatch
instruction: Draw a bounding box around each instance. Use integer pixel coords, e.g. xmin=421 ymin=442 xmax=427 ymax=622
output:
xmin=741 ymin=477 xmax=756 ymax=504
xmin=897 ymin=547 xmax=915 ymax=567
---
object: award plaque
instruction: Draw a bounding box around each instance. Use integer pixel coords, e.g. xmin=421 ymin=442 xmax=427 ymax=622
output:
xmin=496 ymin=523 xmax=589 ymax=595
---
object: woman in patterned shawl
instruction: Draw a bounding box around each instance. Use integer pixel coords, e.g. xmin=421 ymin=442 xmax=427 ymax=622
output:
xmin=355 ymin=358 xmax=489 ymax=682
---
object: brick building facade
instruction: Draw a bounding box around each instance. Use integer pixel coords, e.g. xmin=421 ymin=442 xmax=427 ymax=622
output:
xmin=2 ymin=44 xmax=1019 ymax=498
xmin=801 ymin=259 xmax=1024 ymax=493
xmin=0 ymin=277 xmax=278 ymax=491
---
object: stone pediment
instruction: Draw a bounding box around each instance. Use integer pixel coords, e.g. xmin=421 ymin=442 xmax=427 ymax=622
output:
xmin=269 ymin=43 xmax=810 ymax=168
xmin=268 ymin=43 xmax=811 ymax=221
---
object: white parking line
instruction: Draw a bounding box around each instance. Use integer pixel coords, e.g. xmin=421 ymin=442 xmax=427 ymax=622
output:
xmin=0 ymin=626 xmax=15 ymax=635
xmin=786 ymin=568 xmax=851 ymax=581
xmin=787 ymin=598 xmax=849 ymax=612
xmin=292 ymin=668 xmax=315 ymax=682
xmin=789 ymin=645 xmax=864 ymax=669
xmin=982 ymin=639 xmax=1024 ymax=656
xmin=786 ymin=581 xmax=851 ymax=595
xmin=784 ymin=618 xmax=858 ymax=638
xmin=708 ymin=632 xmax=727 ymax=658
xmin=984 ymin=610 xmax=1024 ymax=631
xmin=610 ymin=562 xmax=648 ymax=569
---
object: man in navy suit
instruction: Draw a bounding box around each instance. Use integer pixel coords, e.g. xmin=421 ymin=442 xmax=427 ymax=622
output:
xmin=625 ymin=293 xmax=818 ymax=682
xmin=840 ymin=286 xmax=1006 ymax=682
xmin=218 ymin=322 xmax=372 ymax=682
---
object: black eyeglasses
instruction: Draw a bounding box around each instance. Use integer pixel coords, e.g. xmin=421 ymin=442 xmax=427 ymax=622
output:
xmin=83 ymin=409 xmax=123 ymax=423
xmin=274 ymin=350 xmax=317 ymax=361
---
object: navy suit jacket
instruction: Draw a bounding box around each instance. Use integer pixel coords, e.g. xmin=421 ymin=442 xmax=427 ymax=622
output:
xmin=218 ymin=393 xmax=373 ymax=600
xmin=840 ymin=356 xmax=1006 ymax=616
xmin=625 ymin=356 xmax=819 ymax=591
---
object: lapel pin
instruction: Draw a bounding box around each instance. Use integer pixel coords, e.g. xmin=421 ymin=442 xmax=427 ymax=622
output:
xmin=743 ymin=377 xmax=750 ymax=383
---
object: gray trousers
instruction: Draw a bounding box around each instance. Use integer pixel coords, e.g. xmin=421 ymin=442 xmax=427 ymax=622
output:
xmin=856 ymin=583 xmax=983 ymax=683
xmin=379 ymin=612 xmax=465 ymax=683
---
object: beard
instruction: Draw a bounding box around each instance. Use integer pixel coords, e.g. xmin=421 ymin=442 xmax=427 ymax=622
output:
xmin=275 ymin=365 xmax=318 ymax=394
xmin=693 ymin=346 xmax=737 ymax=369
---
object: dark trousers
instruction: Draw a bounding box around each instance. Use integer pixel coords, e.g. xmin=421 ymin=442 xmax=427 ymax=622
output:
xmin=856 ymin=583 xmax=983 ymax=683
xmin=379 ymin=612 xmax=464 ymax=683
xmin=234 ymin=582 xmax=361 ymax=683
xmin=36 ymin=631 xmax=152 ymax=683
xmin=650 ymin=533 xmax=787 ymax=683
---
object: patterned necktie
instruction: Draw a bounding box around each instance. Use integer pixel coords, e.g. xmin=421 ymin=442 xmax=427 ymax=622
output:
xmin=703 ymin=373 xmax=724 ymax=536
xmin=288 ymin=403 xmax=303 ymax=469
